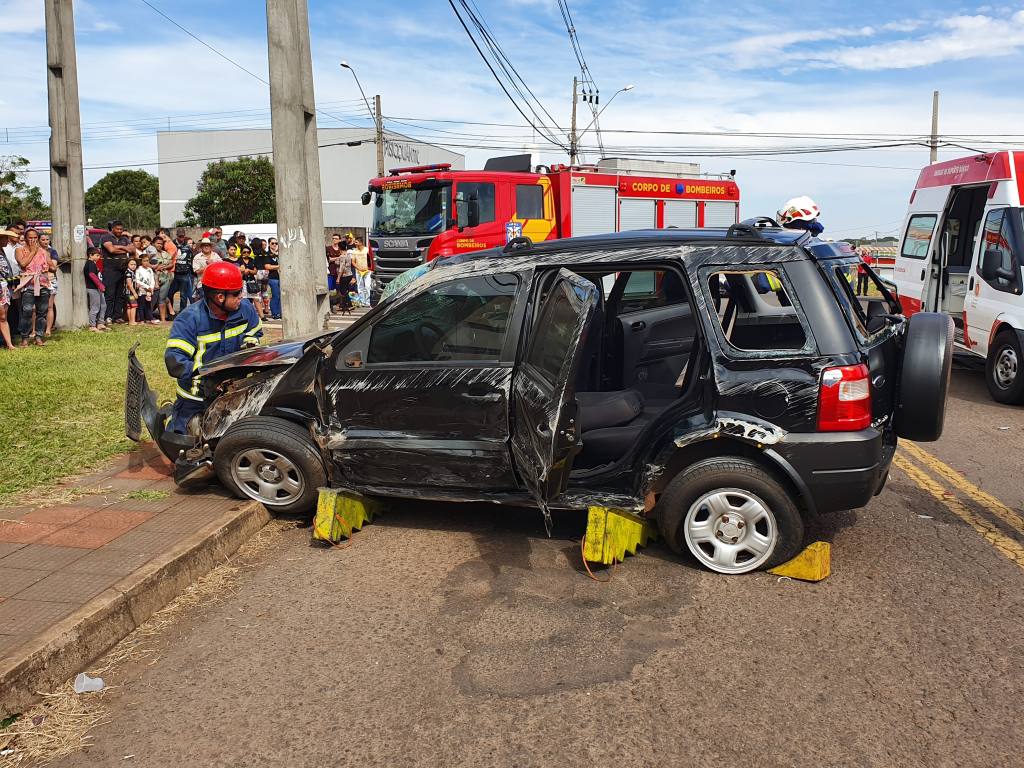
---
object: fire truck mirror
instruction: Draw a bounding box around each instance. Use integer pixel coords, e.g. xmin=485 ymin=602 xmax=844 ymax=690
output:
xmin=361 ymin=191 xmax=372 ymax=206
xmin=456 ymin=194 xmax=480 ymax=230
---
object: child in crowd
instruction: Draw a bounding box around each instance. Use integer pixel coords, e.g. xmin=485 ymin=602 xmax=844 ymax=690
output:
xmin=124 ymin=258 xmax=139 ymax=325
xmin=84 ymin=247 xmax=107 ymax=331
xmin=135 ymin=255 xmax=158 ymax=324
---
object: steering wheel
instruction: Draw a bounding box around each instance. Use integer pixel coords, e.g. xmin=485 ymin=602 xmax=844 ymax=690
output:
xmin=415 ymin=321 xmax=446 ymax=359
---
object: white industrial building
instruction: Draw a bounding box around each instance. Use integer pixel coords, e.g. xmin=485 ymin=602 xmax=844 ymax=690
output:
xmin=157 ymin=128 xmax=464 ymax=228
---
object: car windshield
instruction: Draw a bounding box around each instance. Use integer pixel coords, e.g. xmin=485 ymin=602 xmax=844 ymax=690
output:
xmin=372 ymin=184 xmax=450 ymax=235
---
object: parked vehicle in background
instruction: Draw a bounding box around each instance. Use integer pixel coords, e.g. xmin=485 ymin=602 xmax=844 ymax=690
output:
xmin=363 ymin=155 xmax=740 ymax=284
xmin=128 ymin=223 xmax=953 ymax=575
xmin=893 ymin=151 xmax=1024 ymax=403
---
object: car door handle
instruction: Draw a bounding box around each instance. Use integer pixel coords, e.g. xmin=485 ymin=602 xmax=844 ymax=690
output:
xmin=631 ymin=320 xmax=646 ymax=331
xmin=460 ymin=392 xmax=502 ymax=403
xmin=920 ymin=269 xmax=926 ymax=281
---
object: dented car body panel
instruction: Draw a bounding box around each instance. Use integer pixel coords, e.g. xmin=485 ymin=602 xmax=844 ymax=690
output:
xmin=129 ymin=227 xmax=901 ymax=517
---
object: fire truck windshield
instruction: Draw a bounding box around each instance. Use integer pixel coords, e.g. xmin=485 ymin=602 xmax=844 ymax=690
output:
xmin=372 ymin=184 xmax=450 ymax=236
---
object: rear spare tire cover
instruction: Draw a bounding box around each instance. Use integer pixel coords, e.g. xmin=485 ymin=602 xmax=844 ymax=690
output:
xmin=895 ymin=312 xmax=953 ymax=441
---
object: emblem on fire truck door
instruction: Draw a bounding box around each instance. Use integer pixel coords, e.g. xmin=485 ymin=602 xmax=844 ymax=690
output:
xmin=505 ymin=221 xmax=523 ymax=243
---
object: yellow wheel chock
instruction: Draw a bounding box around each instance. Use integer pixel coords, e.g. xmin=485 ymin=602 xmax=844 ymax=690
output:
xmin=312 ymin=488 xmax=382 ymax=544
xmin=768 ymin=541 xmax=831 ymax=582
xmin=583 ymin=506 xmax=657 ymax=565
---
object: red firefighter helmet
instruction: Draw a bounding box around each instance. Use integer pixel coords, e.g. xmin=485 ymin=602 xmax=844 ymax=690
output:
xmin=201 ymin=260 xmax=243 ymax=291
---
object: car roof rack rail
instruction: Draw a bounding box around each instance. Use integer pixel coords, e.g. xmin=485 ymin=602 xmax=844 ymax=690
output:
xmin=503 ymin=236 xmax=534 ymax=254
xmin=726 ymin=217 xmax=780 ymax=240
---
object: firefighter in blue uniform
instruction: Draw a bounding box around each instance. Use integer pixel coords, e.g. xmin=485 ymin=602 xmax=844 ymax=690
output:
xmin=165 ymin=260 xmax=262 ymax=433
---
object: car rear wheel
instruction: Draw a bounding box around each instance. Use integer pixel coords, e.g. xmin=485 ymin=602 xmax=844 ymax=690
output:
xmin=213 ymin=416 xmax=325 ymax=515
xmin=895 ymin=312 xmax=954 ymax=441
xmin=656 ymin=458 xmax=804 ymax=575
xmin=986 ymin=330 xmax=1024 ymax=405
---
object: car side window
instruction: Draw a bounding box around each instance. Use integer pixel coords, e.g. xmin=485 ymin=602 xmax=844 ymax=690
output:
xmin=705 ymin=268 xmax=809 ymax=354
xmin=980 ymin=209 xmax=1021 ymax=294
xmin=901 ymin=214 xmax=937 ymax=260
xmin=619 ymin=270 xmax=688 ymax=313
xmin=367 ymin=274 xmax=518 ymax=364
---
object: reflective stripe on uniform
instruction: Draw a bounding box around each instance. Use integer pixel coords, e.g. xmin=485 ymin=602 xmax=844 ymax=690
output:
xmin=243 ymin=319 xmax=262 ymax=337
xmin=166 ymin=337 xmax=196 ymax=356
xmin=175 ymin=384 xmax=204 ymax=401
xmin=190 ymin=322 xmax=251 ymax=397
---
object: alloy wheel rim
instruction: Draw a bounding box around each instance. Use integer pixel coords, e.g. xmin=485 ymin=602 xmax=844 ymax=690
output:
xmin=229 ymin=448 xmax=304 ymax=506
xmin=994 ymin=347 xmax=1018 ymax=390
xmin=683 ymin=488 xmax=777 ymax=574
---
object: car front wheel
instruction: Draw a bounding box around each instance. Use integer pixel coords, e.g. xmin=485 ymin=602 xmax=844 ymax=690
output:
xmin=213 ymin=416 xmax=326 ymax=515
xmin=986 ymin=330 xmax=1024 ymax=405
xmin=657 ymin=457 xmax=804 ymax=575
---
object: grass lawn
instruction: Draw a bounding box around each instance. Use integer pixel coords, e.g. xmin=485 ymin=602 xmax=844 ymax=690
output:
xmin=0 ymin=325 xmax=176 ymax=503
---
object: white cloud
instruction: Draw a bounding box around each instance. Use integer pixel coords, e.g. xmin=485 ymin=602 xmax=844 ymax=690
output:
xmin=0 ymin=0 xmax=43 ymax=32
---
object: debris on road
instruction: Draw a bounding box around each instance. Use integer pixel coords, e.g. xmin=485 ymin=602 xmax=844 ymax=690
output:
xmin=73 ymin=674 xmax=104 ymax=694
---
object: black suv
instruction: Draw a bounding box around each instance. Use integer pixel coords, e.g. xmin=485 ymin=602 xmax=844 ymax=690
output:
xmin=127 ymin=225 xmax=953 ymax=574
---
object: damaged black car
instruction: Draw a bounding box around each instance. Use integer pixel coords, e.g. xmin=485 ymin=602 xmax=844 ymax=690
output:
xmin=126 ymin=224 xmax=953 ymax=574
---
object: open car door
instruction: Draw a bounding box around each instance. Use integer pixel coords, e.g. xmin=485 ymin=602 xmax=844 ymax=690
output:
xmin=511 ymin=268 xmax=599 ymax=521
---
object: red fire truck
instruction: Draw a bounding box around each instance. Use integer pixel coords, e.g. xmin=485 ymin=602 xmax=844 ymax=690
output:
xmin=363 ymin=156 xmax=741 ymax=283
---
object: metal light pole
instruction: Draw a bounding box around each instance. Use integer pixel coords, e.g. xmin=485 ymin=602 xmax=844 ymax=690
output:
xmin=341 ymin=61 xmax=384 ymax=177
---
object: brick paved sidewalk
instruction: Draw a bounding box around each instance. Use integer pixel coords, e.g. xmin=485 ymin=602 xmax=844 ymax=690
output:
xmin=0 ymin=443 xmax=252 ymax=661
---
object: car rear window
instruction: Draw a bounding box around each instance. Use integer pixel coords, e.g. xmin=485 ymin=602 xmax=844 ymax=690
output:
xmin=705 ymin=269 xmax=809 ymax=354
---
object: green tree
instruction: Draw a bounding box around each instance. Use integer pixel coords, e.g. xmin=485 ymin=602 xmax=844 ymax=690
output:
xmin=0 ymin=155 xmax=50 ymax=225
xmin=179 ymin=156 xmax=276 ymax=226
xmin=84 ymin=169 xmax=159 ymax=230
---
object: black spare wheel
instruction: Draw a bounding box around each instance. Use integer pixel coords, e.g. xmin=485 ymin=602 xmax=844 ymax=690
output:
xmin=986 ymin=329 xmax=1024 ymax=405
xmin=656 ymin=458 xmax=804 ymax=575
xmin=214 ymin=416 xmax=326 ymax=515
xmin=895 ymin=312 xmax=953 ymax=441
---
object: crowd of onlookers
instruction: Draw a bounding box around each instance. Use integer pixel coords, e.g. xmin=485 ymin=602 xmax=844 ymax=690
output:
xmin=0 ymin=220 xmax=61 ymax=349
xmin=0 ymin=219 xmax=373 ymax=349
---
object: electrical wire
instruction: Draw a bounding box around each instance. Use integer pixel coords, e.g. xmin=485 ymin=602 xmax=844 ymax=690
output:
xmin=135 ymin=0 xmax=363 ymax=130
xmin=447 ymin=0 xmax=568 ymax=151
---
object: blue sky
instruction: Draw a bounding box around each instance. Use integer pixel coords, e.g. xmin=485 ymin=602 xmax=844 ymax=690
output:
xmin=5 ymin=0 xmax=1024 ymax=237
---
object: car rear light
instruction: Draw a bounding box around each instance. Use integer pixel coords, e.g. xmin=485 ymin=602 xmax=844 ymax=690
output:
xmin=818 ymin=364 xmax=871 ymax=431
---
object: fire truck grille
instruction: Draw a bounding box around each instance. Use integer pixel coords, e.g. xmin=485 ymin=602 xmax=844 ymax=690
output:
xmin=374 ymin=250 xmax=424 ymax=282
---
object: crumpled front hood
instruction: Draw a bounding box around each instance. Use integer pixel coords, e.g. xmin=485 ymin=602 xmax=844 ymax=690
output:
xmin=200 ymin=330 xmax=334 ymax=376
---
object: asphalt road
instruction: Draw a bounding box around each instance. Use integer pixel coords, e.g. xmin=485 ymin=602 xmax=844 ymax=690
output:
xmin=56 ymin=361 xmax=1024 ymax=768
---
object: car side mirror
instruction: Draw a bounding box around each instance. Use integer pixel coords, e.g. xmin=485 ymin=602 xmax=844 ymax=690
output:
xmin=982 ymin=249 xmax=1016 ymax=282
xmin=344 ymin=350 xmax=363 ymax=368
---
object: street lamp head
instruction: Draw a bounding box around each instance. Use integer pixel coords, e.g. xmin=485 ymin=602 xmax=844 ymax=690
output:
xmin=340 ymin=60 xmax=351 ymax=69
xmin=623 ymin=84 xmax=635 ymax=91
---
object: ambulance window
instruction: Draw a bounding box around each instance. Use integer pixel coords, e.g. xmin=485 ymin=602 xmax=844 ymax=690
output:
xmin=900 ymin=215 xmax=936 ymax=259
xmin=980 ymin=210 xmax=1021 ymax=294
xmin=516 ymin=185 xmax=544 ymax=219
xmin=457 ymin=182 xmax=496 ymax=224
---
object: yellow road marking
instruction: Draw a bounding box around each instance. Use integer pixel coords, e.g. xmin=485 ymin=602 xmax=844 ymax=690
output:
xmin=901 ymin=441 xmax=1024 ymax=538
xmin=892 ymin=453 xmax=1024 ymax=570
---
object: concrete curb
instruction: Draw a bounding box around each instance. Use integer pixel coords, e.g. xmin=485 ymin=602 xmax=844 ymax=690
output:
xmin=0 ymin=500 xmax=271 ymax=718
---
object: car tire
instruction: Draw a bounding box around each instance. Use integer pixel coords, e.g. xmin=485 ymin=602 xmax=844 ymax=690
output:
xmin=986 ymin=329 xmax=1024 ymax=405
xmin=213 ymin=416 xmax=326 ymax=515
xmin=895 ymin=311 xmax=954 ymax=441
xmin=656 ymin=457 xmax=804 ymax=575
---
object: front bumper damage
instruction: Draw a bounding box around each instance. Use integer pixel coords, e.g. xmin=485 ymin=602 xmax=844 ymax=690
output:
xmin=125 ymin=344 xmax=215 ymax=486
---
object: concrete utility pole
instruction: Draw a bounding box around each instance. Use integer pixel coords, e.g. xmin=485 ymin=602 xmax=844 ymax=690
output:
xmin=266 ymin=0 xmax=328 ymax=337
xmin=569 ymin=76 xmax=579 ymax=166
xmin=930 ymin=90 xmax=940 ymax=164
xmin=44 ymin=0 xmax=87 ymax=328
xmin=375 ymin=95 xmax=385 ymax=177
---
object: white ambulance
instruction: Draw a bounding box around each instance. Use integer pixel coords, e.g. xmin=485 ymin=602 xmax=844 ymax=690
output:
xmin=893 ymin=151 xmax=1024 ymax=404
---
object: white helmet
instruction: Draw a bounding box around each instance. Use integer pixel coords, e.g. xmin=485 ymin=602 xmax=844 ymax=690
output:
xmin=777 ymin=196 xmax=821 ymax=226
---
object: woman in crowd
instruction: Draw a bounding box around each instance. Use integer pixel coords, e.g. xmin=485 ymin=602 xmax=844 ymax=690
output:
xmin=259 ymin=237 xmax=282 ymax=319
xmin=0 ymin=231 xmax=16 ymax=350
xmin=239 ymin=244 xmax=263 ymax=319
xmin=135 ymin=254 xmax=158 ymax=324
xmin=14 ymin=228 xmax=57 ymax=346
